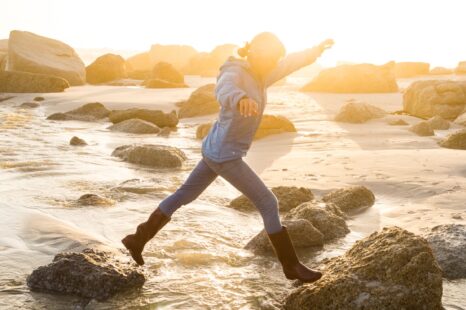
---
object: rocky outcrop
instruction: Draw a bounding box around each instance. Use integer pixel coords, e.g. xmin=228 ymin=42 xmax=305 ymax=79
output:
xmin=182 ymin=44 xmax=238 ymax=77
xmin=394 ymin=62 xmax=430 ymax=78
xmin=429 ymin=67 xmax=453 ymax=75
xmin=112 ymin=144 xmax=187 ymax=168
xmin=109 ymin=108 xmax=178 ymax=128
xmin=8 ymin=30 xmax=85 ymax=85
xmin=0 ymin=71 xmax=69 ymax=93
xmin=177 ymin=84 xmax=218 ymax=118
xmin=27 ymin=248 xmax=145 ymax=301
xmin=438 ymin=128 xmax=466 ymax=150
xmin=228 ymin=186 xmax=314 ymax=212
xmin=427 ymin=115 xmax=450 ymax=130
xmin=322 ymin=186 xmax=375 ymax=213
xmin=86 ymin=53 xmax=127 ymax=84
xmin=334 ymin=100 xmax=387 ymax=123
xmin=149 ymin=44 xmax=198 ymax=72
xmin=300 ymin=62 xmax=398 ymax=93
xmin=108 ymin=118 xmax=161 ymax=134
xmin=403 ymin=80 xmax=466 ymax=120
xmin=455 ymin=61 xmax=466 ymax=74
xmin=423 ymin=224 xmax=466 ymax=279
xmin=47 ymin=102 xmax=110 ymax=121
xmin=70 ymin=136 xmax=87 ymax=146
xmin=409 ymin=121 xmax=434 ymax=136
xmin=284 ymin=227 xmax=443 ymax=310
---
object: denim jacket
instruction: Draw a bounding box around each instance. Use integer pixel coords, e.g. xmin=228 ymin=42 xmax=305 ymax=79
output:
xmin=201 ymin=47 xmax=321 ymax=163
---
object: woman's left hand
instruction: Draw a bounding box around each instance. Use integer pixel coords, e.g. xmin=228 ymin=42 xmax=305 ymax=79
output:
xmin=316 ymin=39 xmax=334 ymax=55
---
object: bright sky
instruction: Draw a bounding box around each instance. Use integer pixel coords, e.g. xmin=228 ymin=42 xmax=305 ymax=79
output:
xmin=1 ymin=0 xmax=465 ymax=67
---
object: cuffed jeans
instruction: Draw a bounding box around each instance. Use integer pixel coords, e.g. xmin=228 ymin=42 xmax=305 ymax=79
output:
xmin=158 ymin=154 xmax=283 ymax=234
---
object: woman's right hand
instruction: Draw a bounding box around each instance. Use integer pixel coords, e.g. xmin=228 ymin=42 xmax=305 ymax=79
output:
xmin=237 ymin=97 xmax=259 ymax=117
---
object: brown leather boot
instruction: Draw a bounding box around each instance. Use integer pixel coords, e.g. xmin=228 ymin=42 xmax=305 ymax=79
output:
xmin=267 ymin=225 xmax=322 ymax=283
xmin=121 ymin=207 xmax=171 ymax=265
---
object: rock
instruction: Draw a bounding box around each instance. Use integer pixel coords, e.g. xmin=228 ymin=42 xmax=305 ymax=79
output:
xmin=409 ymin=121 xmax=434 ymax=136
xmin=300 ymin=62 xmax=398 ymax=93
xmin=387 ymin=118 xmax=408 ymax=126
xmin=70 ymin=136 xmax=87 ymax=146
xmin=454 ymin=111 xmax=466 ymax=126
xmin=455 ymin=61 xmax=466 ymax=74
xmin=151 ymin=61 xmax=184 ymax=84
xmin=86 ymin=53 xmax=127 ymax=84
xmin=125 ymin=51 xmax=151 ymax=72
xmin=106 ymin=79 xmax=142 ymax=87
xmin=182 ymin=44 xmax=238 ymax=77
xmin=27 ymin=248 xmax=145 ymax=301
xmin=77 ymin=194 xmax=113 ymax=206
xmin=109 ymin=108 xmax=178 ymax=127
xmin=229 ymin=186 xmax=314 ymax=213
xmin=196 ymin=122 xmax=213 ymax=139
xmin=427 ymin=115 xmax=450 ymax=130
xmin=47 ymin=102 xmax=110 ymax=121
xmin=112 ymin=144 xmax=187 ymax=168
xmin=283 ymin=227 xmax=443 ymax=310
xmin=8 ymin=30 xmax=85 ymax=85
xmin=322 ymin=186 xmax=375 ymax=213
xmin=403 ymin=80 xmax=466 ymax=120
xmin=177 ymin=84 xmax=219 ymax=118
xmin=0 ymin=94 xmax=15 ymax=102
xmin=423 ymin=224 xmax=466 ymax=279
xmin=33 ymin=96 xmax=45 ymax=101
xmin=149 ymin=44 xmax=198 ymax=72
xmin=438 ymin=128 xmax=466 ymax=150
xmin=284 ymin=201 xmax=349 ymax=241
xmin=429 ymin=67 xmax=453 ymax=75
xmin=394 ymin=62 xmax=430 ymax=78
xmin=107 ymin=118 xmax=160 ymax=134
xmin=244 ymin=219 xmax=324 ymax=255
xmin=19 ymin=101 xmax=40 ymax=108
xmin=0 ymin=71 xmax=69 ymax=93
xmin=334 ymin=100 xmax=387 ymax=123
xmin=158 ymin=126 xmax=172 ymax=136
xmin=144 ymin=78 xmax=187 ymax=88
xmin=0 ymin=51 xmax=7 ymax=71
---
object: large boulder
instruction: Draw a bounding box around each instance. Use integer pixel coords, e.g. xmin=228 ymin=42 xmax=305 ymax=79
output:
xmin=86 ymin=53 xmax=127 ymax=84
xmin=300 ymin=62 xmax=398 ymax=93
xmin=0 ymin=39 xmax=7 ymax=70
xmin=0 ymin=71 xmax=69 ymax=93
xmin=403 ymin=80 xmax=466 ymax=120
xmin=244 ymin=219 xmax=323 ymax=255
xmin=284 ymin=227 xmax=443 ymax=310
xmin=109 ymin=108 xmax=178 ymax=127
xmin=151 ymin=61 xmax=184 ymax=84
xmin=455 ymin=61 xmax=466 ymax=74
xmin=284 ymin=201 xmax=349 ymax=241
xmin=334 ymin=100 xmax=387 ymax=123
xmin=177 ymin=84 xmax=218 ymax=118
xmin=47 ymin=102 xmax=110 ymax=121
xmin=438 ymin=128 xmax=466 ymax=150
xmin=8 ymin=30 xmax=85 ymax=85
xmin=112 ymin=144 xmax=187 ymax=168
xmin=394 ymin=62 xmax=430 ymax=78
xmin=27 ymin=248 xmax=145 ymax=301
xmin=228 ymin=186 xmax=314 ymax=213
xmin=423 ymin=224 xmax=466 ymax=279
xmin=108 ymin=118 xmax=160 ymax=134
xmin=322 ymin=186 xmax=375 ymax=213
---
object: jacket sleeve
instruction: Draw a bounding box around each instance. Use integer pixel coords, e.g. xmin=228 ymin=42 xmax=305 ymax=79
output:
xmin=265 ymin=46 xmax=322 ymax=87
xmin=215 ymin=70 xmax=247 ymax=111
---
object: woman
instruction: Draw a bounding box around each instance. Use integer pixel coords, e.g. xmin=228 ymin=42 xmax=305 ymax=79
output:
xmin=122 ymin=32 xmax=334 ymax=283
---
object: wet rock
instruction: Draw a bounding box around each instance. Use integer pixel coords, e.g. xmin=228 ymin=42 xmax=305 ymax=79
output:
xmin=409 ymin=121 xmax=434 ymax=136
xmin=70 ymin=136 xmax=87 ymax=146
xmin=454 ymin=111 xmax=466 ymax=126
xmin=109 ymin=108 xmax=178 ymax=128
xmin=86 ymin=53 xmax=127 ymax=84
xmin=77 ymin=194 xmax=114 ymax=206
xmin=394 ymin=62 xmax=430 ymax=78
xmin=177 ymin=84 xmax=219 ymax=118
xmin=150 ymin=61 xmax=185 ymax=84
xmin=300 ymin=62 xmax=398 ymax=93
xmin=427 ymin=115 xmax=450 ymax=130
xmin=112 ymin=144 xmax=187 ymax=168
xmin=403 ymin=80 xmax=466 ymax=120
xmin=334 ymin=100 xmax=387 ymax=123
xmin=27 ymin=248 xmax=145 ymax=301
xmin=244 ymin=219 xmax=324 ymax=255
xmin=0 ymin=94 xmax=15 ymax=102
xmin=228 ymin=186 xmax=314 ymax=213
xmin=8 ymin=30 xmax=85 ymax=85
xmin=284 ymin=201 xmax=349 ymax=241
xmin=387 ymin=118 xmax=408 ymax=126
xmin=322 ymin=186 xmax=375 ymax=213
xmin=107 ymin=118 xmax=160 ymax=134
xmin=438 ymin=128 xmax=466 ymax=150
xmin=33 ymin=96 xmax=45 ymax=101
xmin=0 ymin=71 xmax=69 ymax=93
xmin=144 ymin=78 xmax=187 ymax=88
xmin=423 ymin=224 xmax=466 ymax=279
xmin=429 ymin=67 xmax=453 ymax=75
xmin=284 ymin=227 xmax=443 ymax=310
xmin=47 ymin=102 xmax=110 ymax=121
xmin=19 ymin=101 xmax=40 ymax=108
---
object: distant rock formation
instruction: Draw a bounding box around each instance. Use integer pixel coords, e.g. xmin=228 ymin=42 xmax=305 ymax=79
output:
xmin=86 ymin=53 xmax=127 ymax=84
xmin=112 ymin=144 xmax=187 ymax=168
xmin=394 ymin=62 xmax=430 ymax=78
xmin=455 ymin=61 xmax=466 ymax=74
xmin=334 ymin=100 xmax=387 ymax=123
xmin=0 ymin=71 xmax=69 ymax=93
xmin=182 ymin=44 xmax=238 ymax=77
xmin=429 ymin=67 xmax=453 ymax=75
xmin=47 ymin=102 xmax=110 ymax=121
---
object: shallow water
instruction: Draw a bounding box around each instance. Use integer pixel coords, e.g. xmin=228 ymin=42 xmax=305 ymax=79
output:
xmin=0 ymin=76 xmax=465 ymax=309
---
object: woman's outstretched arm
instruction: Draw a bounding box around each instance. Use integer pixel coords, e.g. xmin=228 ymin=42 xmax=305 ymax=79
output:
xmin=215 ymin=69 xmax=248 ymax=111
xmin=265 ymin=39 xmax=334 ymax=87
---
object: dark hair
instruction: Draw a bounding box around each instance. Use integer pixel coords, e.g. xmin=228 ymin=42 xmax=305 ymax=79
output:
xmin=237 ymin=32 xmax=286 ymax=59
xmin=237 ymin=41 xmax=250 ymax=58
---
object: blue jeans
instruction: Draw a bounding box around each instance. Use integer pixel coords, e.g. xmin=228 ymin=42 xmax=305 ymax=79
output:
xmin=158 ymin=154 xmax=283 ymax=234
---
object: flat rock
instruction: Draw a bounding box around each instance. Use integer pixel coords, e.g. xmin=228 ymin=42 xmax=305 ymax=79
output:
xmin=108 ymin=118 xmax=160 ymax=134
xmin=335 ymin=100 xmax=387 ymax=123
xmin=0 ymin=71 xmax=69 ymax=93
xmin=112 ymin=144 xmax=187 ymax=168
xmin=47 ymin=102 xmax=110 ymax=121
xmin=322 ymin=185 xmax=375 ymax=213
xmin=284 ymin=227 xmax=443 ymax=310
xmin=109 ymin=108 xmax=178 ymax=127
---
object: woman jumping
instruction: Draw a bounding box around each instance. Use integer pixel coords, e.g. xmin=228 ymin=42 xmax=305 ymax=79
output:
xmin=122 ymin=32 xmax=334 ymax=283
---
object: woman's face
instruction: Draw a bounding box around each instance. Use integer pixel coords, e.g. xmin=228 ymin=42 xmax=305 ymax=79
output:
xmin=247 ymin=44 xmax=282 ymax=79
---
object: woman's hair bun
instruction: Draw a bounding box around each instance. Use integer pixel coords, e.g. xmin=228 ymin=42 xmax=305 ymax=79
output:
xmin=237 ymin=41 xmax=250 ymax=58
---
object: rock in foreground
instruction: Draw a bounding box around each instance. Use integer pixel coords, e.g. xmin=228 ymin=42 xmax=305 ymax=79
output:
xmin=284 ymin=226 xmax=443 ymax=310
xmin=112 ymin=144 xmax=187 ymax=168
xmin=322 ymin=185 xmax=375 ymax=213
xmin=109 ymin=108 xmax=178 ymax=128
xmin=47 ymin=102 xmax=110 ymax=121
xmin=0 ymin=71 xmax=69 ymax=93
xmin=108 ymin=118 xmax=161 ymax=134
xmin=27 ymin=248 xmax=145 ymax=301
xmin=438 ymin=129 xmax=466 ymax=150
